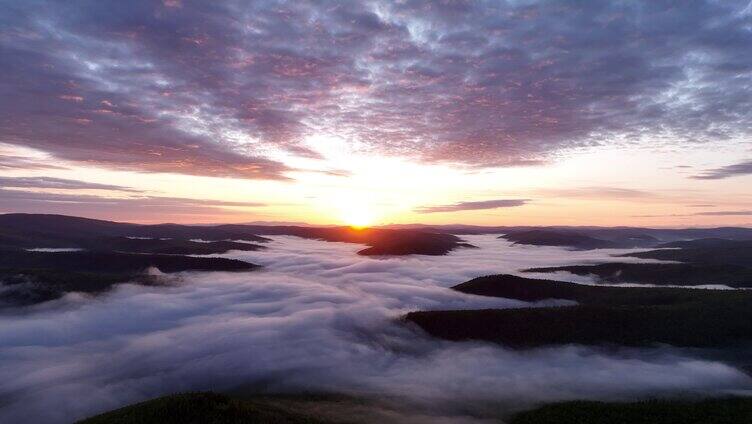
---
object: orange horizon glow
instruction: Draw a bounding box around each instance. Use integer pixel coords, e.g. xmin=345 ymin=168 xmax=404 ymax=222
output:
xmin=0 ymin=142 xmax=750 ymax=228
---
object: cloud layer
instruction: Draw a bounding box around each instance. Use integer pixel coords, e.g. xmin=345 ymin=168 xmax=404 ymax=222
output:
xmin=0 ymin=176 xmax=141 ymax=192
xmin=2 ymin=1 xmax=751 ymax=178
xmin=415 ymin=199 xmax=529 ymax=213
xmin=0 ymin=184 xmax=265 ymax=220
xmin=0 ymin=236 xmax=749 ymax=423
xmin=693 ymin=160 xmax=752 ymax=180
xmin=694 ymin=210 xmax=752 ymax=216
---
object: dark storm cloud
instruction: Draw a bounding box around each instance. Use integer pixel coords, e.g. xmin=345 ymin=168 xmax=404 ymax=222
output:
xmin=1 ymin=0 xmax=751 ymax=176
xmin=415 ymin=198 xmax=528 ymax=213
xmin=0 ymin=176 xmax=141 ymax=192
xmin=692 ymin=160 xmax=752 ymax=180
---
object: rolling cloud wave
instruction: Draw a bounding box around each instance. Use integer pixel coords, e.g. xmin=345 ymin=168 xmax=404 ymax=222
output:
xmin=0 ymin=236 xmax=749 ymax=423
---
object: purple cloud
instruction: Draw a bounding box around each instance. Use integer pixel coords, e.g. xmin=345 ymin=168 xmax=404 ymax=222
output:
xmin=0 ymin=176 xmax=141 ymax=192
xmin=633 ymin=210 xmax=752 ymax=218
xmin=415 ymin=198 xmax=529 ymax=213
xmin=537 ymin=186 xmax=656 ymax=200
xmin=1 ymin=1 xmax=751 ymax=177
xmin=0 ymin=154 xmax=66 ymax=171
xmin=693 ymin=210 xmax=752 ymax=216
xmin=692 ymin=160 xmax=752 ymax=180
xmin=0 ymin=188 xmax=265 ymax=220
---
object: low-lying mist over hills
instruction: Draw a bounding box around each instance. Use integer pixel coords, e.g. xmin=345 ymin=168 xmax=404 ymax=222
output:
xmin=1 ymin=214 xmax=752 ymax=423
xmin=3 ymin=213 xmax=752 ymax=307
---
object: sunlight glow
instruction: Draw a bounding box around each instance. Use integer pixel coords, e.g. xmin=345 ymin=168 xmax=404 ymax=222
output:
xmin=322 ymin=190 xmax=379 ymax=228
xmin=338 ymin=203 xmax=375 ymax=228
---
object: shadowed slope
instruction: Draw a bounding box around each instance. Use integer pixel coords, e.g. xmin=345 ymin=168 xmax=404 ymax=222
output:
xmin=82 ymin=237 xmax=265 ymax=255
xmin=77 ymin=392 xmax=329 ymax=424
xmin=525 ymin=263 xmax=752 ymax=287
xmin=527 ymin=238 xmax=752 ymax=287
xmin=406 ymin=274 xmax=752 ymax=348
xmin=0 ymin=249 xmax=258 ymax=274
xmin=0 ymin=249 xmax=259 ymax=307
xmin=510 ymin=398 xmax=752 ymax=424
xmin=620 ymin=239 xmax=752 ymax=268
xmin=500 ymin=229 xmax=620 ymax=249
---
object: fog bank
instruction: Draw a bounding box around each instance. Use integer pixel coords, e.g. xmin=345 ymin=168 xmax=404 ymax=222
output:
xmin=1 ymin=236 xmax=749 ymax=423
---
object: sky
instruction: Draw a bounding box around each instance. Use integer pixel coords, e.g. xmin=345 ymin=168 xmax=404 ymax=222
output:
xmin=0 ymin=0 xmax=751 ymax=226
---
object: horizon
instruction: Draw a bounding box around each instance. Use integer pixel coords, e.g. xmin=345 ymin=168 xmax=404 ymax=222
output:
xmin=4 ymin=211 xmax=752 ymax=230
xmin=1 ymin=1 xmax=751 ymax=227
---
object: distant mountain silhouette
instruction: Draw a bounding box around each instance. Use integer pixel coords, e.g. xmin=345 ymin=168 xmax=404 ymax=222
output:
xmin=623 ymin=238 xmax=752 ymax=268
xmin=0 ymin=248 xmax=259 ymax=307
xmin=381 ymin=223 xmax=752 ymax=243
xmin=522 ymin=237 xmax=752 ymax=287
xmin=658 ymin=238 xmax=752 ymax=249
xmin=6 ymin=214 xmax=745 ymax=253
xmin=499 ymin=229 xmax=621 ymax=249
xmin=82 ymin=237 xmax=266 ymax=255
xmin=217 ymin=224 xmax=469 ymax=255
xmin=510 ymin=398 xmax=752 ymax=424
xmin=77 ymin=392 xmax=332 ymax=424
xmin=78 ymin=389 xmax=752 ymax=424
xmin=0 ymin=213 xmax=470 ymax=256
xmin=0 ymin=249 xmax=258 ymax=274
xmin=406 ymin=274 xmax=752 ymax=348
xmin=526 ymin=263 xmax=752 ymax=287
xmin=0 ymin=213 xmax=271 ymax=246
xmin=0 ymin=214 xmax=477 ymax=307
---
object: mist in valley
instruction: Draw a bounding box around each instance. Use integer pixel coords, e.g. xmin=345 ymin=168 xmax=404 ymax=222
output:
xmin=1 ymin=236 xmax=750 ymax=423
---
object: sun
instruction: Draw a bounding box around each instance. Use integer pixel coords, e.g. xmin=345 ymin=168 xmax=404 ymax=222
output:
xmin=324 ymin=192 xmax=380 ymax=229
xmin=340 ymin=206 xmax=375 ymax=229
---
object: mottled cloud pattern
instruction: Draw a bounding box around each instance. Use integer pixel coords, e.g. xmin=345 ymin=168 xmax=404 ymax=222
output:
xmin=1 ymin=1 xmax=751 ymax=178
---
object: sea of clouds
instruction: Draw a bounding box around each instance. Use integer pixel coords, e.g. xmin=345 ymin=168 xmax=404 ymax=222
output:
xmin=1 ymin=235 xmax=750 ymax=423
